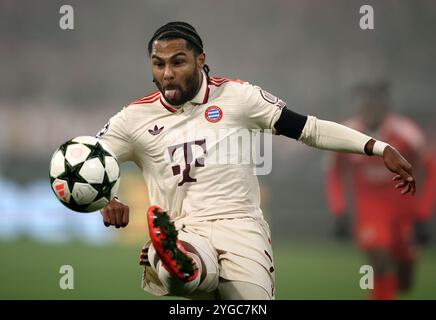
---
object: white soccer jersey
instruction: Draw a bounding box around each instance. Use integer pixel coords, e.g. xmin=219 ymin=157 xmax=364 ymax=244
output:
xmin=99 ymin=71 xmax=285 ymax=221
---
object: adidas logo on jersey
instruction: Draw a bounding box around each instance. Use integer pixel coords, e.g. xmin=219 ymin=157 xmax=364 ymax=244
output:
xmin=148 ymin=125 xmax=164 ymax=136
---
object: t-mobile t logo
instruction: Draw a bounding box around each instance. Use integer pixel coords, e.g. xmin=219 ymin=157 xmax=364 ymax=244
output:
xmin=167 ymin=139 xmax=207 ymax=186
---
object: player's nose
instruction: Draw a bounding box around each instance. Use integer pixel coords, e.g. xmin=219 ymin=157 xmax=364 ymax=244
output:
xmin=163 ymin=65 xmax=175 ymax=81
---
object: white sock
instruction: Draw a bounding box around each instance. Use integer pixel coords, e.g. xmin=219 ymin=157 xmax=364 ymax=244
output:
xmin=156 ymin=253 xmax=202 ymax=295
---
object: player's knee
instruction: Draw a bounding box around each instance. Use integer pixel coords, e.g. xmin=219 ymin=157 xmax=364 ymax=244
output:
xmin=178 ymin=232 xmax=219 ymax=293
xmin=148 ymin=231 xmax=219 ymax=296
xmin=154 ymin=249 xmax=219 ymax=296
xmin=157 ymin=258 xmax=201 ymax=295
xmin=195 ymin=250 xmax=219 ymax=293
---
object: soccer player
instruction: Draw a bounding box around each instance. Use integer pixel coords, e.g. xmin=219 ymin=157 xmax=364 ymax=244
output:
xmin=97 ymin=22 xmax=416 ymax=300
xmin=325 ymin=82 xmax=435 ymax=299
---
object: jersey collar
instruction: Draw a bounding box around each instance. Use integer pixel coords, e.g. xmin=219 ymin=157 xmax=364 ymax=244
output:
xmin=160 ymin=70 xmax=209 ymax=113
xmin=190 ymin=70 xmax=210 ymax=105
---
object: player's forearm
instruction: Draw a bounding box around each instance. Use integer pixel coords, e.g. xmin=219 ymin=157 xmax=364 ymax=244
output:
xmin=298 ymin=116 xmax=388 ymax=156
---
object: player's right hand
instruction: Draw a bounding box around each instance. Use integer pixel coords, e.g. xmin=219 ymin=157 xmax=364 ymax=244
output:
xmin=100 ymin=197 xmax=129 ymax=228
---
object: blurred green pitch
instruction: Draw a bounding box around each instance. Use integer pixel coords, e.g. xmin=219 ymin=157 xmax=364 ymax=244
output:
xmin=1 ymin=240 xmax=435 ymax=299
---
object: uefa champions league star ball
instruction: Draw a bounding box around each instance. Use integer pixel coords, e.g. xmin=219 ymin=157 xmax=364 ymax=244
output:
xmin=49 ymin=136 xmax=120 ymax=213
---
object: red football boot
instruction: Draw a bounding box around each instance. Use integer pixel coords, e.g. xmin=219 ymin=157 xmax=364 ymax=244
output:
xmin=147 ymin=205 xmax=199 ymax=282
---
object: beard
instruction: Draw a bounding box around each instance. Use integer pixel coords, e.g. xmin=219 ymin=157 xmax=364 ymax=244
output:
xmin=154 ymin=68 xmax=201 ymax=106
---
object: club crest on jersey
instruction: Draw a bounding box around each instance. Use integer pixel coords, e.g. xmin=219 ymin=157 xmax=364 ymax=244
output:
xmin=205 ymin=106 xmax=223 ymax=123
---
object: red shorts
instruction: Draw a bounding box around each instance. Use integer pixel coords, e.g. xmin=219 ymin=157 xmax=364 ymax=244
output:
xmin=355 ymin=216 xmax=416 ymax=261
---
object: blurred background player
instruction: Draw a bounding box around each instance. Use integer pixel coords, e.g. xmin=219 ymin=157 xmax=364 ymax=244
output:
xmin=325 ymin=81 xmax=436 ymax=300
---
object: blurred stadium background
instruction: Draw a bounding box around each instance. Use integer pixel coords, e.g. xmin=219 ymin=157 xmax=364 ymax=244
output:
xmin=1 ymin=0 xmax=435 ymax=299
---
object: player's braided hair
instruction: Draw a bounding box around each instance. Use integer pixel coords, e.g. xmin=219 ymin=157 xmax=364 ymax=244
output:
xmin=147 ymin=22 xmax=210 ymax=77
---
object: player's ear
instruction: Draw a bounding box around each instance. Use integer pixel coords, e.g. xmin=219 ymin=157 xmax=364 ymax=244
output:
xmin=197 ymin=52 xmax=206 ymax=70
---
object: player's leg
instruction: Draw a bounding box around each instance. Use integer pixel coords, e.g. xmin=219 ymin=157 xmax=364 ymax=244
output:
xmin=366 ymin=249 xmax=395 ymax=275
xmin=366 ymin=248 xmax=397 ymax=299
xmin=146 ymin=205 xmax=219 ymax=297
xmin=147 ymin=243 xmax=201 ymax=295
xmin=357 ymin=222 xmax=397 ymax=299
xmin=210 ymin=217 xmax=275 ymax=300
xmin=217 ymin=280 xmax=271 ymax=300
xmin=396 ymin=258 xmax=415 ymax=292
xmin=392 ymin=219 xmax=417 ymax=293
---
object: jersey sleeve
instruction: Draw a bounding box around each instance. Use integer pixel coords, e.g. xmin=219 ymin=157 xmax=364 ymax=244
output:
xmin=242 ymin=83 xmax=286 ymax=130
xmin=96 ymin=107 xmax=134 ymax=164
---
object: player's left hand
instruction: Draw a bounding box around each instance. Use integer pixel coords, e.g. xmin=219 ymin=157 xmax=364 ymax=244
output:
xmin=382 ymin=146 xmax=416 ymax=195
xmin=139 ymin=244 xmax=150 ymax=267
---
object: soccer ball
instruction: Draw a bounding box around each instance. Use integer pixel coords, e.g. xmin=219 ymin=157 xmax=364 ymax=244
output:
xmin=49 ymin=136 xmax=120 ymax=213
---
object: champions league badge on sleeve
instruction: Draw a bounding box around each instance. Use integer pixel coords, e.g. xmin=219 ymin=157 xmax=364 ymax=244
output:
xmin=260 ymin=89 xmax=279 ymax=104
xmin=260 ymin=89 xmax=286 ymax=110
xmin=205 ymin=106 xmax=223 ymax=123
